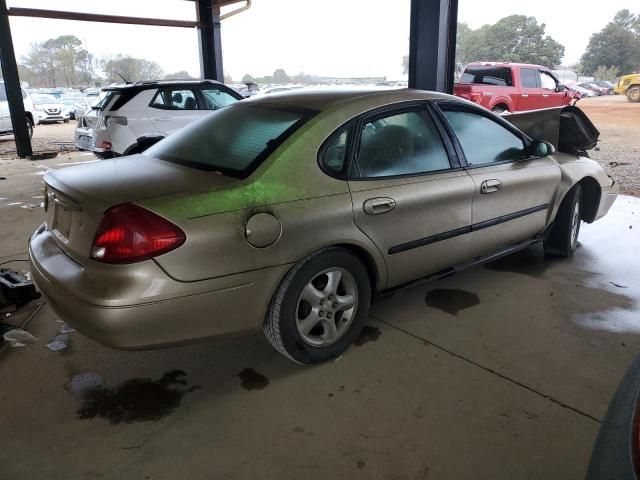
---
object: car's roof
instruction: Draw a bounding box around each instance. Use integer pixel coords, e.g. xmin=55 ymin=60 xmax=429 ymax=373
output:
xmin=102 ymin=79 xmax=225 ymax=92
xmin=242 ymin=87 xmax=453 ymax=112
xmin=466 ymin=62 xmax=548 ymax=69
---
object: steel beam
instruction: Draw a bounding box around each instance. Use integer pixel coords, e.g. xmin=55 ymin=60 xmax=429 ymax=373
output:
xmin=408 ymin=0 xmax=458 ymax=93
xmin=7 ymin=7 xmax=199 ymax=28
xmin=0 ymin=0 xmax=32 ymax=158
xmin=196 ymin=0 xmax=224 ymax=82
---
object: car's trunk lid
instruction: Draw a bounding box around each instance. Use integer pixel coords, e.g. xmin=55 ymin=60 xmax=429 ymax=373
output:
xmin=43 ymin=154 xmax=238 ymax=261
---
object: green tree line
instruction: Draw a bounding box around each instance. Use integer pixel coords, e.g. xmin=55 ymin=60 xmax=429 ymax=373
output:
xmin=14 ymin=35 xmax=194 ymax=87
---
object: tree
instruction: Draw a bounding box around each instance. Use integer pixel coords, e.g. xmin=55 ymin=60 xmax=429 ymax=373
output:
xmin=101 ymin=55 xmax=164 ymax=83
xmin=242 ymin=74 xmax=255 ymax=83
xmin=456 ymin=15 xmax=564 ymax=68
xmin=579 ymin=10 xmax=640 ymax=75
xmin=224 ymin=74 xmax=233 ymax=83
xmin=272 ymin=68 xmax=289 ymax=84
xmin=593 ymin=65 xmax=620 ymax=82
xmin=164 ymin=70 xmax=195 ymax=80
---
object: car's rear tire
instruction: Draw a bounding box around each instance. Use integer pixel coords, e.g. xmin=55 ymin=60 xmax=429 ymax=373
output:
xmin=627 ymin=86 xmax=640 ymax=103
xmin=264 ymin=247 xmax=372 ymax=364
xmin=492 ymin=106 xmax=509 ymax=115
xmin=544 ymin=184 xmax=583 ymax=257
xmin=26 ymin=119 xmax=33 ymax=139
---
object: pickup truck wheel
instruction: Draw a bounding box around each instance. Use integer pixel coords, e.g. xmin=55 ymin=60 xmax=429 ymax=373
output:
xmin=492 ymin=106 xmax=509 ymax=115
xmin=544 ymin=184 xmax=583 ymax=257
xmin=264 ymin=247 xmax=371 ymax=364
xmin=26 ymin=119 xmax=33 ymax=139
xmin=627 ymin=87 xmax=640 ymax=103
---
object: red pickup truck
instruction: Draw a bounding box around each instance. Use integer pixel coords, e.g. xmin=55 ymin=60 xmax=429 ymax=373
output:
xmin=454 ymin=62 xmax=577 ymax=113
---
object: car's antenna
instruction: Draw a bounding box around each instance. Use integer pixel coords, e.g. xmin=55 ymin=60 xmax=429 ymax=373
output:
xmin=116 ymin=72 xmax=132 ymax=85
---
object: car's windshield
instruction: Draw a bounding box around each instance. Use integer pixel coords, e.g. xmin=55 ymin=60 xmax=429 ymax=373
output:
xmin=31 ymin=94 xmax=59 ymax=105
xmin=460 ymin=66 xmax=514 ymax=86
xmin=146 ymin=103 xmax=316 ymax=177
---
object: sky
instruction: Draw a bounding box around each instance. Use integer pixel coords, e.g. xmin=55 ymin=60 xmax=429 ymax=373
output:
xmin=6 ymin=0 xmax=637 ymax=82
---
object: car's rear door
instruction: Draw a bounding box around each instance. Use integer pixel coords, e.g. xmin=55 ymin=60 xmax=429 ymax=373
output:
xmin=518 ymin=66 xmax=542 ymax=111
xmin=345 ymin=103 xmax=475 ymax=288
xmin=147 ymin=87 xmax=203 ymax=136
xmin=435 ymin=101 xmax=560 ymax=259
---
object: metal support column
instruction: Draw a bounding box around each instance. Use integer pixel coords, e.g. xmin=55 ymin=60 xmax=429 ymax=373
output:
xmin=196 ymin=0 xmax=224 ymax=82
xmin=0 ymin=0 xmax=32 ymax=158
xmin=408 ymin=0 xmax=458 ymax=93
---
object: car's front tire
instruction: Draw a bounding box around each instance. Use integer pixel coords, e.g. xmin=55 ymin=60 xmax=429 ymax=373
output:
xmin=627 ymin=86 xmax=640 ymax=103
xmin=264 ymin=247 xmax=372 ymax=364
xmin=544 ymin=184 xmax=583 ymax=257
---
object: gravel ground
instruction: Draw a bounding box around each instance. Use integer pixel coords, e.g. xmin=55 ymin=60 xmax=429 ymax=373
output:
xmin=578 ymin=95 xmax=640 ymax=197
xmin=1 ymin=96 xmax=638 ymax=196
xmin=0 ymin=121 xmax=77 ymax=158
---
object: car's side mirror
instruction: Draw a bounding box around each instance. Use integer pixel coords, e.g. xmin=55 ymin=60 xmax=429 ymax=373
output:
xmin=528 ymin=139 xmax=556 ymax=157
xmin=557 ymin=84 xmax=567 ymax=93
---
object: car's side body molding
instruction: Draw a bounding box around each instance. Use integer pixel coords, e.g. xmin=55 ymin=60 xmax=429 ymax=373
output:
xmin=388 ymin=203 xmax=549 ymax=255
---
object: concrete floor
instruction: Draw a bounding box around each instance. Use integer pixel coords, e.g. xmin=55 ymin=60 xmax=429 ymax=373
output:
xmin=1 ymin=154 xmax=639 ymax=479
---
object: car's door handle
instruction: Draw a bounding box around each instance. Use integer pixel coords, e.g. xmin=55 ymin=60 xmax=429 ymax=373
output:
xmin=542 ymin=94 xmax=550 ymax=97
xmin=480 ymin=179 xmax=502 ymax=194
xmin=521 ymin=94 xmax=529 ymax=97
xmin=154 ymin=117 xmax=172 ymax=121
xmin=363 ymin=197 xmax=396 ymax=215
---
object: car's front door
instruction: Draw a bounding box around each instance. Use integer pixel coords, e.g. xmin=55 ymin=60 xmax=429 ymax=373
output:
xmin=344 ymin=104 xmax=476 ymax=288
xmin=147 ymin=87 xmax=203 ymax=136
xmin=539 ymin=69 xmax=565 ymax=108
xmin=437 ymin=103 xmax=561 ymax=259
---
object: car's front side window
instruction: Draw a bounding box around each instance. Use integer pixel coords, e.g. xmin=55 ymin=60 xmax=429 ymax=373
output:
xmin=539 ymin=71 xmax=558 ymax=91
xmin=354 ymin=109 xmax=451 ymax=178
xmin=151 ymin=89 xmax=199 ymax=110
xmin=441 ymin=109 xmax=525 ymax=166
xmin=199 ymin=88 xmax=238 ymax=110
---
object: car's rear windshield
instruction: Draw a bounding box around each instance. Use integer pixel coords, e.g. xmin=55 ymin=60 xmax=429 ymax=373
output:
xmin=145 ymin=103 xmax=317 ymax=178
xmin=460 ymin=66 xmax=513 ymax=87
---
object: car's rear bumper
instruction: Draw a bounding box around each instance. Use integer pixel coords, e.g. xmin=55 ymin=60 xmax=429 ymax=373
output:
xmin=29 ymin=226 xmax=290 ymax=349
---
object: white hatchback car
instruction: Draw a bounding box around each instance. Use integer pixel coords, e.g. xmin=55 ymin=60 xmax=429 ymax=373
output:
xmin=78 ymin=80 xmax=243 ymax=158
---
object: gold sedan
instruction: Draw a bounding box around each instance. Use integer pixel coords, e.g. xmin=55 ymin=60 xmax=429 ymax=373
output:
xmin=29 ymin=89 xmax=617 ymax=364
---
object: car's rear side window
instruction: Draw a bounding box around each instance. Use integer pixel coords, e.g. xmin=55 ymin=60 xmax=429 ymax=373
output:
xmin=145 ymin=104 xmax=316 ymax=178
xmin=355 ymin=109 xmax=451 ymax=178
xmin=520 ymin=68 xmax=539 ymax=88
xmin=460 ymin=66 xmax=513 ymax=87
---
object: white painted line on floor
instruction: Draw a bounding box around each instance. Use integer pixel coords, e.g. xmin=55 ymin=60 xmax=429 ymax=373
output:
xmin=7 ymin=202 xmax=22 ymax=206
xmin=56 ymin=159 xmax=99 ymax=166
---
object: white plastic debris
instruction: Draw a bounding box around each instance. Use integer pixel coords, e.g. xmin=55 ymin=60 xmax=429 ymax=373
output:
xmin=3 ymin=329 xmax=38 ymax=347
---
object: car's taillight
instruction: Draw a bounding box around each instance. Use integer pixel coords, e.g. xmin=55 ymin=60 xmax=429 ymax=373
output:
xmin=100 ymin=140 xmax=112 ymax=151
xmin=90 ymin=204 xmax=185 ymax=264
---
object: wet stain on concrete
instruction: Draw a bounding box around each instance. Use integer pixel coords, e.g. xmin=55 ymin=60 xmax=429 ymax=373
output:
xmin=238 ymin=368 xmax=270 ymax=390
xmin=484 ymin=247 xmax=552 ymax=278
xmin=354 ymin=325 xmax=381 ymax=346
xmin=75 ymin=370 xmax=200 ymax=424
xmin=425 ymin=289 xmax=480 ymax=316
xmin=356 ymin=460 xmax=366 ymax=470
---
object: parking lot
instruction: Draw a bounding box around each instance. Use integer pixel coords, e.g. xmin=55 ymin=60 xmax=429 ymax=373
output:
xmin=1 ymin=133 xmax=639 ymax=478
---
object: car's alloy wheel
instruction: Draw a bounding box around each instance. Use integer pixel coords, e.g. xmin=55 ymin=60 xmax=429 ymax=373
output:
xmin=264 ymin=247 xmax=371 ymax=364
xmin=296 ymin=268 xmax=358 ymax=347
